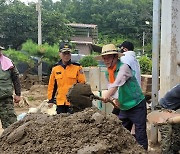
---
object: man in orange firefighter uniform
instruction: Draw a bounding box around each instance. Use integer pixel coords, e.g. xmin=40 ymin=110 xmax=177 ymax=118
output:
xmin=47 ymin=42 xmax=86 ymax=114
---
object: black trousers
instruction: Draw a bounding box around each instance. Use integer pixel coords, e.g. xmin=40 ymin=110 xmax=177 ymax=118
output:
xmin=56 ymin=105 xmax=73 ymax=114
xmin=118 ymin=99 xmax=148 ymax=150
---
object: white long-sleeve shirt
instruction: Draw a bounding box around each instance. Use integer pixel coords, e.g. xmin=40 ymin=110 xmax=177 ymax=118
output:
xmin=120 ymin=51 xmax=141 ymax=86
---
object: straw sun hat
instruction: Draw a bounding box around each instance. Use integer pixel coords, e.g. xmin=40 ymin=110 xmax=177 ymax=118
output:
xmin=95 ymin=44 xmax=124 ymax=60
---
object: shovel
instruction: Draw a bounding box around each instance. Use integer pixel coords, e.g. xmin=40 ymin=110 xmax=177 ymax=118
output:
xmin=66 ymin=83 xmax=119 ymax=110
xmin=147 ymin=110 xmax=180 ymax=125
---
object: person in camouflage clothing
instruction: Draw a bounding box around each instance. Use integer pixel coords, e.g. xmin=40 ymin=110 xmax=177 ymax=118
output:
xmin=158 ymin=123 xmax=180 ymax=154
xmin=0 ymin=46 xmax=21 ymax=129
xmin=156 ymin=85 xmax=180 ymax=154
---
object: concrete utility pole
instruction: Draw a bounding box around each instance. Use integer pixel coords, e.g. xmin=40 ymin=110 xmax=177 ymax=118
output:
xmin=37 ymin=0 xmax=42 ymax=45
xmin=142 ymin=31 xmax=145 ymax=54
xmin=150 ymin=0 xmax=161 ymax=144
xmin=36 ymin=0 xmax=42 ymax=81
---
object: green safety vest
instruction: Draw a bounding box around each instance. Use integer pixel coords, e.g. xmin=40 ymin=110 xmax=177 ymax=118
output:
xmin=105 ymin=60 xmax=144 ymax=110
xmin=0 ymin=66 xmax=13 ymax=99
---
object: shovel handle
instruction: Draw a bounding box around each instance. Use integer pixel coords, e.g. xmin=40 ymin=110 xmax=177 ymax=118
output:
xmin=167 ymin=116 xmax=180 ymax=124
xmin=93 ymin=95 xmax=119 ymax=109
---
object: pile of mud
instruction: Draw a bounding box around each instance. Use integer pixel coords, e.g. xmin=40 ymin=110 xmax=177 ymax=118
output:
xmin=18 ymin=85 xmax=48 ymax=108
xmin=0 ymin=108 xmax=146 ymax=154
xmin=20 ymin=75 xmax=49 ymax=90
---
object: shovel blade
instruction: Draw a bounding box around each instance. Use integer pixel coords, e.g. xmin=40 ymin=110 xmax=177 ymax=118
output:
xmin=67 ymin=83 xmax=93 ymax=109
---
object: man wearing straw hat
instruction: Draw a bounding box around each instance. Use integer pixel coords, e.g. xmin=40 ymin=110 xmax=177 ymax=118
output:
xmin=97 ymin=44 xmax=148 ymax=150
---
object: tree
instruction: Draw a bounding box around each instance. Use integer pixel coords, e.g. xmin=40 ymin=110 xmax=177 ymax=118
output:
xmin=0 ymin=0 xmax=153 ymax=50
xmin=42 ymin=10 xmax=72 ymax=44
xmin=0 ymin=0 xmax=72 ymax=48
xmin=0 ymin=1 xmax=37 ymax=49
xmin=52 ymin=0 xmax=153 ymax=44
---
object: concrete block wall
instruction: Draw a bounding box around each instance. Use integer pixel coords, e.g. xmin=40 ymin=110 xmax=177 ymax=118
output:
xmin=83 ymin=67 xmax=113 ymax=114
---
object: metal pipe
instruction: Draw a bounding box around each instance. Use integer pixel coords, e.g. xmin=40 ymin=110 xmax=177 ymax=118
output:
xmin=150 ymin=0 xmax=161 ymax=144
xmin=37 ymin=0 xmax=42 ymax=81
xmin=37 ymin=0 xmax=42 ymax=45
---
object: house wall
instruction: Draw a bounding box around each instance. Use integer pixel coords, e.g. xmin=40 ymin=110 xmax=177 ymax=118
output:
xmin=76 ymin=44 xmax=91 ymax=55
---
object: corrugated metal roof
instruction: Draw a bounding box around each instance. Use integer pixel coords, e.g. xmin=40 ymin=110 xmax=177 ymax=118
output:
xmin=66 ymin=23 xmax=97 ymax=28
xmin=71 ymin=36 xmax=93 ymax=42
xmin=70 ymin=41 xmax=93 ymax=44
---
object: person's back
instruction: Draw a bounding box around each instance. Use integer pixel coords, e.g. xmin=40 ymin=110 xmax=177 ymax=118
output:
xmin=119 ymin=41 xmax=141 ymax=86
xmin=159 ymin=84 xmax=180 ymax=110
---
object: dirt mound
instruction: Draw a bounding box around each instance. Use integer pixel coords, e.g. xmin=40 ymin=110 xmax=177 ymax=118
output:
xmin=17 ymin=85 xmax=48 ymax=108
xmin=0 ymin=108 xmax=146 ymax=154
xmin=20 ymin=75 xmax=49 ymax=90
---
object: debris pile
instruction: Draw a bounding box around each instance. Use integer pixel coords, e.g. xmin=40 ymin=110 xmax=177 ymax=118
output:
xmin=16 ymin=85 xmax=48 ymax=109
xmin=0 ymin=108 xmax=146 ymax=154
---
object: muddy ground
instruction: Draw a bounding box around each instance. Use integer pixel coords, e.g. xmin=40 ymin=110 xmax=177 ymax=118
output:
xmin=0 ymin=84 xmax=161 ymax=153
xmin=0 ymin=85 xmax=48 ymax=136
xmin=0 ymin=107 xmax=147 ymax=154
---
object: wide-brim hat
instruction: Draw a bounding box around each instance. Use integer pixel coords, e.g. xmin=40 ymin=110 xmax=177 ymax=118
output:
xmin=95 ymin=44 xmax=124 ymax=60
xmin=0 ymin=46 xmax=5 ymax=50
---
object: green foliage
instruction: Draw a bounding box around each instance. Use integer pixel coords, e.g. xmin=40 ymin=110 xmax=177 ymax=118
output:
xmin=4 ymin=48 xmax=33 ymax=66
xmin=0 ymin=0 xmax=71 ymax=49
xmin=21 ymin=40 xmax=38 ymax=55
xmin=2 ymin=41 xmax=60 ymax=74
xmin=21 ymin=40 xmax=59 ymax=65
xmin=79 ymin=55 xmax=98 ymax=67
xmin=40 ymin=43 xmax=59 ymax=65
xmin=138 ymin=56 xmax=152 ymax=74
xmin=27 ymin=96 xmax=35 ymax=101
xmin=42 ymin=10 xmax=72 ymax=44
xmin=0 ymin=0 xmax=153 ymax=52
xmin=0 ymin=1 xmax=37 ymax=49
xmin=55 ymin=0 xmax=153 ymax=43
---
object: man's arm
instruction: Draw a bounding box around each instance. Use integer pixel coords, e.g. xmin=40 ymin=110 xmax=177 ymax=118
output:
xmin=10 ymin=65 xmax=21 ymax=103
xmin=11 ymin=65 xmax=21 ymax=96
xmin=111 ymin=63 xmax=132 ymax=87
xmin=77 ymin=66 xmax=86 ymax=83
xmin=47 ymin=68 xmax=57 ymax=107
xmin=104 ymin=64 xmax=132 ymax=100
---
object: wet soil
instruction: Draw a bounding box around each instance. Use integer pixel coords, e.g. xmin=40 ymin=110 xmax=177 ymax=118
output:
xmin=0 ymin=107 xmax=146 ymax=154
xmin=0 ymin=84 xmax=162 ymax=153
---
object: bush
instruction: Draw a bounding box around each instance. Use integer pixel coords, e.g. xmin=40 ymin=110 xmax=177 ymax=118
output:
xmin=21 ymin=40 xmax=39 ymax=55
xmin=79 ymin=55 xmax=98 ymax=67
xmin=138 ymin=56 xmax=152 ymax=74
xmin=4 ymin=49 xmax=33 ymax=66
xmin=21 ymin=40 xmax=59 ymax=66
